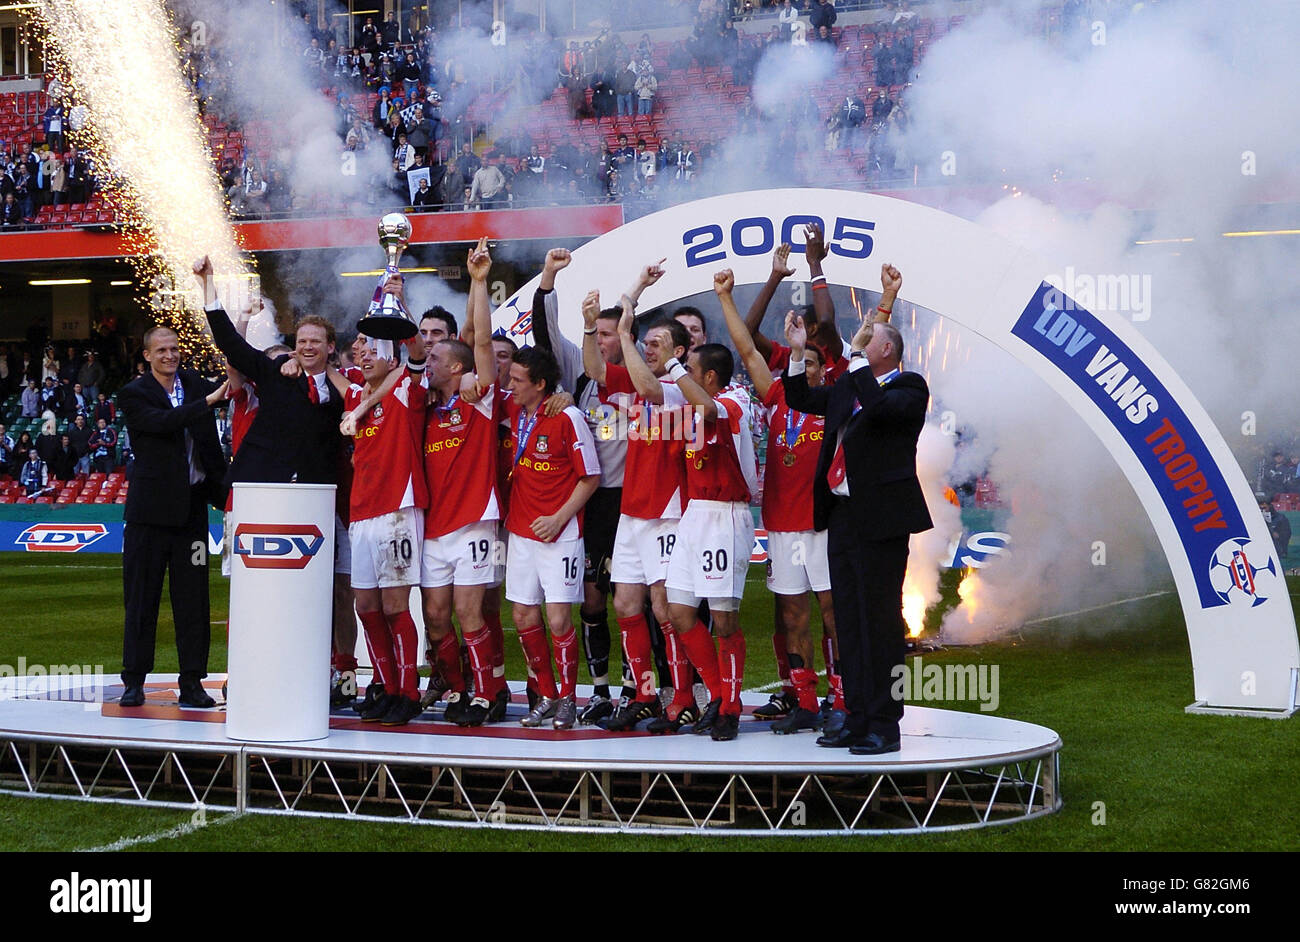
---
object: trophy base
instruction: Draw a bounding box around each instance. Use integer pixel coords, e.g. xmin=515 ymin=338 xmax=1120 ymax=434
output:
xmin=357 ymin=314 xmax=420 ymax=341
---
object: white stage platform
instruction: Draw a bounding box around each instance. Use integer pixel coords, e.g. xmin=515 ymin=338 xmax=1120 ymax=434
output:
xmin=0 ymin=674 xmax=1061 ymax=834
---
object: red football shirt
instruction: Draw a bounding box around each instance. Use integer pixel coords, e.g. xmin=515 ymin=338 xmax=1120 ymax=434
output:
xmin=683 ymin=388 xmax=758 ymax=504
xmin=767 ymin=338 xmax=848 ymax=384
xmin=503 ymin=401 xmax=601 ymax=542
xmin=602 ymin=362 xmax=690 ymax=520
xmin=423 ymin=384 xmax=503 ymax=539
xmin=760 ymin=376 xmax=823 ymax=532
xmin=345 ymin=368 xmax=429 ymax=523
xmin=223 ymin=383 xmax=259 ymax=512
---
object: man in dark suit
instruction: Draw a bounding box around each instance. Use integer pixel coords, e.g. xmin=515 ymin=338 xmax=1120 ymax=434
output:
xmin=782 ymin=300 xmax=932 ymax=755
xmin=193 ymin=257 xmax=344 ymax=488
xmin=117 ymin=326 xmax=230 ymax=708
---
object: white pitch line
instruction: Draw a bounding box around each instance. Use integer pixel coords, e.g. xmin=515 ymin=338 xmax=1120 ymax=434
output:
xmin=1022 ymin=590 xmax=1175 ymax=626
xmin=76 ymin=810 xmax=242 ymax=853
xmin=745 ymin=670 xmax=824 ymax=694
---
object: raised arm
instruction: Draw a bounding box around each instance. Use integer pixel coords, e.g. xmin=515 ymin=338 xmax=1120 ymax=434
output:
xmin=804 ymin=222 xmax=841 ymax=358
xmin=716 ymin=267 xmax=773 ymax=400
xmin=194 ymin=256 xmax=272 ymax=385
xmin=617 ymin=294 xmax=666 ymax=404
xmin=743 ymin=242 xmax=796 ymax=361
xmin=466 ymin=236 xmax=496 ymax=388
xmin=531 ymin=247 xmax=583 ymax=390
xmin=780 ymin=312 xmax=832 ymax=417
xmin=580 ymin=288 xmax=607 ymax=386
xmin=119 ymin=378 xmax=230 ymax=436
xmin=875 ymin=263 xmax=901 ymax=323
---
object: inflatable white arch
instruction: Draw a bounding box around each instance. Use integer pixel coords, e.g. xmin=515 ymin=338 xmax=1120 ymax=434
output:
xmin=495 ymin=188 xmax=1299 ymax=717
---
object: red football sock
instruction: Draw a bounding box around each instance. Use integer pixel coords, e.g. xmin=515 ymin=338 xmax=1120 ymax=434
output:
xmin=719 ymin=632 xmax=746 ymax=716
xmin=553 ymin=629 xmax=579 ymax=698
xmin=437 ymin=632 xmax=466 ymax=693
xmin=774 ymin=633 xmax=793 ymax=696
xmin=518 ymin=624 xmax=558 ymax=699
xmin=388 ymin=610 xmax=420 ymax=701
xmin=790 ymin=665 xmax=820 ymax=712
xmin=823 ymin=635 xmax=845 ymax=710
xmin=484 ymin=608 xmax=506 ymax=681
xmin=662 ymin=624 xmax=694 ymax=709
xmin=464 ymin=629 xmax=497 ymax=700
xmin=332 ymin=651 xmax=359 ymax=674
xmin=617 ymin=614 xmax=655 ymax=701
xmin=358 ymin=610 xmax=395 ymax=690
xmin=678 ymin=620 xmax=721 ymax=703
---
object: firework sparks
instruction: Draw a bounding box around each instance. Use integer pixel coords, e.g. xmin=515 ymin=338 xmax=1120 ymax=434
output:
xmin=36 ymin=0 xmax=254 ymax=365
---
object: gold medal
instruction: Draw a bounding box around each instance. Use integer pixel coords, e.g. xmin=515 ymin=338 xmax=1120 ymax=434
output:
xmin=783 ymin=453 xmax=796 ymax=467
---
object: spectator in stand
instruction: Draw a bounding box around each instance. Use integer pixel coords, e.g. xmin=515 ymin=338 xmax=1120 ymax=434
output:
xmin=43 ymin=101 xmax=66 ymax=154
xmin=470 ymin=153 xmax=507 ymax=208
xmin=454 ymin=141 xmax=481 ymax=181
xmin=524 ymin=144 xmax=546 ymax=179
xmin=11 ymin=431 xmax=33 ymax=474
xmin=89 ymin=417 xmax=118 ymax=474
xmin=668 ymin=40 xmax=692 ymax=70
xmin=635 ymin=138 xmax=655 ymax=182
xmin=58 ymin=345 xmax=79 ymax=385
xmin=656 ymin=139 xmax=675 ymax=175
xmin=68 ymin=413 xmax=93 ymax=474
xmin=675 ymin=140 xmax=698 ymax=181
xmin=615 ymin=57 xmax=637 ymax=117
xmin=49 ymin=433 xmax=77 ymax=481
xmin=399 ymin=51 xmax=422 ymax=102
xmin=69 ymin=382 xmax=88 ymax=417
xmin=382 ymin=108 xmax=405 ymax=149
xmin=266 ymin=169 xmax=293 ymax=213
xmin=304 ymin=37 xmax=325 ymax=71
xmin=1262 ymin=493 xmax=1293 ymax=563
xmin=48 ymin=148 xmax=67 ymax=207
xmin=1261 ymin=451 xmax=1291 ymax=499
xmin=40 ymin=377 xmax=59 ymax=413
xmin=21 ymin=380 xmax=39 ymax=419
xmin=94 ymin=391 xmax=115 ymax=424
xmin=393 ymin=131 xmax=415 ymax=172
xmin=809 ymin=0 xmax=838 ymax=31
xmin=242 ymin=168 xmax=269 ymax=217
xmin=77 ymin=351 xmax=104 ymax=404
xmin=871 ymin=88 xmax=894 ymax=127
xmin=405 ymin=105 xmax=434 ymax=161
xmin=0 ymin=423 xmax=12 ymax=471
xmin=1 ymin=192 xmax=20 ymax=227
xmin=778 ymin=0 xmax=799 ymax=36
xmin=412 ymin=177 xmax=437 ymax=209
xmin=590 ymin=66 xmax=616 ymax=120
xmin=836 ymin=91 xmax=866 ymax=151
xmin=635 ymin=58 xmax=658 ymax=114
xmin=613 ymin=133 xmax=636 ymax=175
xmin=20 ymin=449 xmax=49 ymax=497
xmin=13 ymin=165 xmax=32 ymax=220
xmin=372 ymin=86 xmax=394 ymax=129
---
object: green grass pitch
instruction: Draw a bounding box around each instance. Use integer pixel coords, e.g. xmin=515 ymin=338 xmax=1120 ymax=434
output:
xmin=0 ymin=555 xmax=1296 ymax=851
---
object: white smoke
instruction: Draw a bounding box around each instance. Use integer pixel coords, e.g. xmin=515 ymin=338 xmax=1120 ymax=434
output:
xmin=913 ymin=0 xmax=1300 ymax=639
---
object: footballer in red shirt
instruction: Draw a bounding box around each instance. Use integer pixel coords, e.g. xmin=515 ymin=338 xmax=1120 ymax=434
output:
xmin=625 ymin=283 xmax=759 ymax=742
xmin=417 ymin=238 xmax=510 ymax=727
xmin=340 ymin=276 xmax=430 ymax=727
xmin=503 ymin=345 xmax=601 ymax=730
xmin=580 ymin=287 xmax=696 ymax=731
xmin=719 ymin=269 xmax=845 ymax=735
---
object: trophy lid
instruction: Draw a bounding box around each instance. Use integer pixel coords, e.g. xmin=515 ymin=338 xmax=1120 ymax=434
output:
xmin=378 ymin=212 xmax=412 ymax=245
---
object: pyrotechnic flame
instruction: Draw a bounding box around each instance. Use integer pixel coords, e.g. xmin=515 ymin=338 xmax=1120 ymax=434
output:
xmin=902 ymin=584 xmax=927 ymax=638
xmin=957 ymin=567 xmax=980 ymax=617
xmin=35 ymin=0 xmax=255 ymax=365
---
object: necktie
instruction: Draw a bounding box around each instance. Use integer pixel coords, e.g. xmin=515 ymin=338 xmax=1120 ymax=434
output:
xmin=307 ymin=376 xmax=320 ymax=404
xmin=827 ymin=441 xmax=847 ymax=489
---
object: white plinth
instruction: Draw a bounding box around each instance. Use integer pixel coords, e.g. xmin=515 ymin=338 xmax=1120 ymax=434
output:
xmin=226 ymin=483 xmax=335 ymax=742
